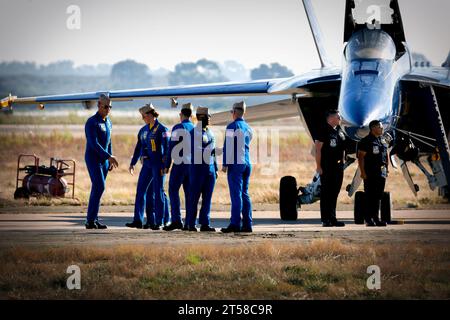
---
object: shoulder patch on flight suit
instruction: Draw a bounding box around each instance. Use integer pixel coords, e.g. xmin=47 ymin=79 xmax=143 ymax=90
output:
xmin=373 ymin=145 xmax=380 ymax=154
xmin=330 ymin=139 xmax=337 ymax=147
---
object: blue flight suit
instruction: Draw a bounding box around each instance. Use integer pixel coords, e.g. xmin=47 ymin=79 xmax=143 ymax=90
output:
xmin=223 ymin=118 xmax=253 ymax=229
xmin=130 ymin=119 xmax=170 ymax=225
xmin=145 ymin=180 xmax=170 ymax=225
xmin=85 ymin=112 xmax=112 ymax=223
xmin=165 ymin=119 xmax=195 ymax=224
xmin=185 ymin=125 xmax=218 ymax=228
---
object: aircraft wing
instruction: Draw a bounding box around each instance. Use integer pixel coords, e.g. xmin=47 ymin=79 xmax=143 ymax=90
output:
xmin=211 ymin=99 xmax=300 ymax=125
xmin=0 ymin=79 xmax=283 ymax=109
xmin=0 ymin=68 xmax=341 ymax=123
xmin=401 ymin=67 xmax=450 ymax=88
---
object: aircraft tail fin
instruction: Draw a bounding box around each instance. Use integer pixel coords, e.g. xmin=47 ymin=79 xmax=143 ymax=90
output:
xmin=302 ymin=0 xmax=333 ymax=68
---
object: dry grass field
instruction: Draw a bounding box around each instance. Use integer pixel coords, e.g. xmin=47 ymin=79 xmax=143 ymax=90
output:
xmin=0 ymin=239 xmax=448 ymax=299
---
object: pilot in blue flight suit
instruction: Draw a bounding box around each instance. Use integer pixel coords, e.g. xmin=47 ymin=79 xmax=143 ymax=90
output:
xmin=221 ymin=101 xmax=254 ymax=233
xmin=126 ymin=104 xmax=170 ymax=230
xmin=163 ymin=102 xmax=195 ymax=231
xmin=185 ymin=106 xmax=218 ymax=232
xmin=84 ymin=93 xmax=119 ymax=229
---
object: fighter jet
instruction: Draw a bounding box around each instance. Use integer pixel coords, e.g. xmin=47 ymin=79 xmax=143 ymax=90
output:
xmin=1 ymin=0 xmax=449 ymax=222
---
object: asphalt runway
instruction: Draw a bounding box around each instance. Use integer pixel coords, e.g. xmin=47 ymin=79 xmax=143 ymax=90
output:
xmin=0 ymin=209 xmax=449 ymax=247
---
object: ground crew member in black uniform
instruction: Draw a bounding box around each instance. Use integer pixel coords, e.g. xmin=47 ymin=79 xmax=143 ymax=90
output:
xmin=357 ymin=120 xmax=388 ymax=227
xmin=315 ymin=110 xmax=346 ymax=227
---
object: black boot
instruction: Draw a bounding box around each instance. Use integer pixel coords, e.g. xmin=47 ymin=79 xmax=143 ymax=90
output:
xmin=374 ymin=219 xmax=387 ymax=227
xmin=94 ymin=221 xmax=108 ymax=229
xmin=125 ymin=221 xmax=143 ymax=229
xmin=150 ymin=224 xmax=162 ymax=230
xmin=163 ymin=221 xmax=184 ymax=231
xmin=200 ymin=225 xmax=216 ymax=232
xmin=330 ymin=219 xmax=345 ymax=227
xmin=220 ymin=225 xmax=240 ymax=233
xmin=322 ymin=220 xmax=332 ymax=227
xmin=85 ymin=221 xmax=97 ymax=229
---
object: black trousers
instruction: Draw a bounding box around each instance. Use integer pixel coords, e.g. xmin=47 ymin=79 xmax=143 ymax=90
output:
xmin=363 ymin=176 xmax=386 ymax=222
xmin=320 ymin=167 xmax=344 ymax=222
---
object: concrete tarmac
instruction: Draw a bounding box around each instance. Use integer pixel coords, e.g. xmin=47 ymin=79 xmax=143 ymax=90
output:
xmin=0 ymin=209 xmax=449 ymax=247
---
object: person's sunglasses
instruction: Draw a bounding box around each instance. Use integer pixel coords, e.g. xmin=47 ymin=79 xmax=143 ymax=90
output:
xmin=103 ymin=105 xmax=112 ymax=109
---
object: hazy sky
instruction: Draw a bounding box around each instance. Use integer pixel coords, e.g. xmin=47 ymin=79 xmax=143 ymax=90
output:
xmin=0 ymin=0 xmax=449 ymax=73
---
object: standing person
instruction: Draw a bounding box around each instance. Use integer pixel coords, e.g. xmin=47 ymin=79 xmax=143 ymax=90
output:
xmin=221 ymin=101 xmax=254 ymax=233
xmin=185 ymin=107 xmax=217 ymax=232
xmin=84 ymin=93 xmax=119 ymax=229
xmin=315 ymin=110 xmax=346 ymax=227
xmin=163 ymin=103 xmax=195 ymax=231
xmin=357 ymin=120 xmax=388 ymax=227
xmin=126 ymin=104 xmax=170 ymax=230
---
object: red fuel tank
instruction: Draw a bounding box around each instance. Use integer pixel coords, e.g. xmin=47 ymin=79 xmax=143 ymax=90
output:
xmin=22 ymin=174 xmax=68 ymax=197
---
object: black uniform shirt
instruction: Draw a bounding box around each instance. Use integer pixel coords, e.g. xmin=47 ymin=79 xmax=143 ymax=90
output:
xmin=317 ymin=124 xmax=346 ymax=169
xmin=357 ymin=133 xmax=388 ymax=178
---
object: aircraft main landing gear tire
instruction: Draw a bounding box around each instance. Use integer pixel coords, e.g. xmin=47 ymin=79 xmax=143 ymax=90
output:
xmin=280 ymin=176 xmax=298 ymax=221
xmin=354 ymin=191 xmax=365 ymax=224
xmin=380 ymin=192 xmax=392 ymax=223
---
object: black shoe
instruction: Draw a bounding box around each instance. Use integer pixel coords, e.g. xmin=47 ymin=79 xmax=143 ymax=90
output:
xmin=221 ymin=225 xmax=240 ymax=233
xmin=126 ymin=221 xmax=143 ymax=229
xmin=374 ymin=220 xmax=387 ymax=227
xmin=94 ymin=221 xmax=108 ymax=229
xmin=322 ymin=221 xmax=332 ymax=227
xmin=366 ymin=220 xmax=376 ymax=227
xmin=200 ymin=225 xmax=216 ymax=232
xmin=85 ymin=221 xmax=97 ymax=229
xmin=187 ymin=226 xmax=198 ymax=232
xmin=143 ymin=223 xmax=151 ymax=229
xmin=182 ymin=225 xmax=189 ymax=231
xmin=241 ymin=227 xmax=253 ymax=233
xmin=163 ymin=221 xmax=184 ymax=231
xmin=330 ymin=219 xmax=345 ymax=227
xmin=151 ymin=224 xmax=162 ymax=230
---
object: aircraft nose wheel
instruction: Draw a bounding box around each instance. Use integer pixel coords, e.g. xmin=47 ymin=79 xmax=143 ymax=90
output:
xmin=280 ymin=176 xmax=299 ymax=220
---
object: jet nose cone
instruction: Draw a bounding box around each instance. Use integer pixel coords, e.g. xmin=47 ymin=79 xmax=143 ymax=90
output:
xmin=341 ymin=104 xmax=372 ymax=128
xmin=342 ymin=123 xmax=370 ymax=141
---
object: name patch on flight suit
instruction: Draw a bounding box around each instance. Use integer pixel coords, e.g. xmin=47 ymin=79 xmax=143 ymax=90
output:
xmin=99 ymin=123 xmax=106 ymax=132
xmin=141 ymin=131 xmax=148 ymax=141
xmin=373 ymin=145 xmax=380 ymax=154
